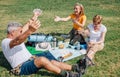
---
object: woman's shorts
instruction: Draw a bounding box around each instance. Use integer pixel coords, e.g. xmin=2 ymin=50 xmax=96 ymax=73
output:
xmin=88 ymin=43 xmax=104 ymax=52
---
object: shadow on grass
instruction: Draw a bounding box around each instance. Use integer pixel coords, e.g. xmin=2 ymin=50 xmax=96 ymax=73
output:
xmin=49 ymin=32 xmax=69 ymax=41
xmin=49 ymin=32 xmax=68 ymax=36
xmin=0 ymin=51 xmax=12 ymax=70
xmin=37 ymin=70 xmax=61 ymax=77
xmin=33 ymin=32 xmax=68 ymax=36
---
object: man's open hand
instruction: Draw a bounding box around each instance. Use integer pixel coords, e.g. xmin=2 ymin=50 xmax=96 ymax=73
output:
xmin=28 ymin=19 xmax=41 ymax=33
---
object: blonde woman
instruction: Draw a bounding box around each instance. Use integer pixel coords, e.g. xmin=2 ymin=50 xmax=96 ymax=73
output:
xmin=83 ymin=15 xmax=107 ymax=66
xmin=54 ymin=3 xmax=87 ymax=45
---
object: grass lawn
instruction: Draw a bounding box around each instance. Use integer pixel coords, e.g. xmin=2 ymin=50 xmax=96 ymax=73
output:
xmin=0 ymin=0 xmax=120 ymax=77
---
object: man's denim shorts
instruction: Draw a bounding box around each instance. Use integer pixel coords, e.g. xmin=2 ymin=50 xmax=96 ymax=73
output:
xmin=19 ymin=52 xmax=56 ymax=75
xmin=19 ymin=59 xmax=39 ymax=75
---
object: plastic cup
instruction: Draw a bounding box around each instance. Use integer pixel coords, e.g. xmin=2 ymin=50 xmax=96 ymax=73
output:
xmin=33 ymin=8 xmax=42 ymax=15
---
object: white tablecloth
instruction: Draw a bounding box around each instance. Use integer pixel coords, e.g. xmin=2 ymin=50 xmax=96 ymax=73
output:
xmin=49 ymin=47 xmax=86 ymax=62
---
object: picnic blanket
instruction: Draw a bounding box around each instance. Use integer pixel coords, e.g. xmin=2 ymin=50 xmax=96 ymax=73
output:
xmin=26 ymin=45 xmax=86 ymax=62
xmin=49 ymin=48 xmax=86 ymax=62
xmin=26 ymin=33 xmax=87 ymax=62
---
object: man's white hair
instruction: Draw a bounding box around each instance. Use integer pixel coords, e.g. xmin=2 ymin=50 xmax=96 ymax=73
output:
xmin=7 ymin=22 xmax=22 ymax=33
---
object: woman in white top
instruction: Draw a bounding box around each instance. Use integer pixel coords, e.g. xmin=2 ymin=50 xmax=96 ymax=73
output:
xmin=83 ymin=15 xmax=107 ymax=66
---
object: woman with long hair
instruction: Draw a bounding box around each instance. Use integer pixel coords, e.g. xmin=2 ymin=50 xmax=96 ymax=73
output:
xmin=54 ymin=3 xmax=87 ymax=45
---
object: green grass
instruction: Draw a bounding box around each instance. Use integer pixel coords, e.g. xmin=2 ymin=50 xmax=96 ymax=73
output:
xmin=0 ymin=0 xmax=120 ymax=77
